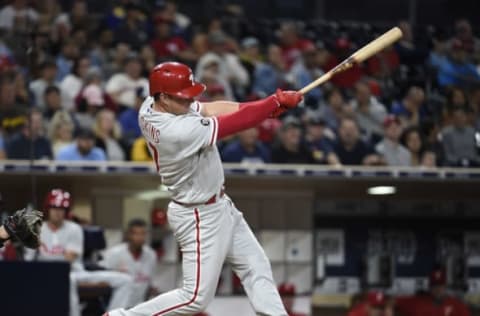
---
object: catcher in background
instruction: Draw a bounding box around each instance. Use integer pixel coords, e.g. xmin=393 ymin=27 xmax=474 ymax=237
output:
xmin=0 ymin=208 xmax=43 ymax=250
xmin=24 ymin=188 xmax=134 ymax=316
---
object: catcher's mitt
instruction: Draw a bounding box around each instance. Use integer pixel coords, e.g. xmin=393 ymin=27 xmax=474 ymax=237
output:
xmin=2 ymin=208 xmax=43 ymax=249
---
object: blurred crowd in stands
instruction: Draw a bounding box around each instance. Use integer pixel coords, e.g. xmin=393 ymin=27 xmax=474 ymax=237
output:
xmin=1 ymin=0 xmax=480 ymax=167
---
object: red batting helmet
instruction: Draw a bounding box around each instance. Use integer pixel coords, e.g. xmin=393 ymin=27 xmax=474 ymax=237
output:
xmin=44 ymin=189 xmax=72 ymax=212
xmin=429 ymin=269 xmax=447 ymax=286
xmin=367 ymin=291 xmax=386 ymax=307
xmin=149 ymin=62 xmax=206 ymax=99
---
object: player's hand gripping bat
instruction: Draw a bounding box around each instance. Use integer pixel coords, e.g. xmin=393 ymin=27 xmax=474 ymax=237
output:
xmin=299 ymin=27 xmax=403 ymax=94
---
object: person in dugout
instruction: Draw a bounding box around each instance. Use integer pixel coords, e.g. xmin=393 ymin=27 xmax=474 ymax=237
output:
xmin=347 ymin=291 xmax=393 ymax=316
xmin=24 ymin=189 xmax=134 ymax=316
xmin=395 ymin=268 xmax=471 ymax=316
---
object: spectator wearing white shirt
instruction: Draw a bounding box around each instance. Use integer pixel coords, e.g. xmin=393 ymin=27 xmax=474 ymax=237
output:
xmin=195 ymin=53 xmax=234 ymax=100
xmin=93 ymin=109 xmax=126 ymax=161
xmin=59 ymin=56 xmax=91 ymax=110
xmin=196 ymin=31 xmax=249 ymax=98
xmin=348 ymin=80 xmax=387 ymax=143
xmin=29 ymin=61 xmax=58 ymax=109
xmin=105 ymin=56 xmax=149 ymax=110
xmin=101 ymin=219 xmax=157 ymax=306
xmin=74 ymin=83 xmax=105 ymax=130
xmin=162 ymin=0 xmax=191 ymax=33
xmin=441 ymin=106 xmax=480 ymax=167
xmin=0 ymin=0 xmax=39 ymax=32
xmin=375 ymin=115 xmax=411 ymax=166
xmin=47 ymin=110 xmax=74 ymax=157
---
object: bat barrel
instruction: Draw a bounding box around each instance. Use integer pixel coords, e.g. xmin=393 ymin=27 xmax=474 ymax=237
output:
xmin=352 ymin=27 xmax=403 ymax=63
xmin=298 ymin=27 xmax=403 ymax=95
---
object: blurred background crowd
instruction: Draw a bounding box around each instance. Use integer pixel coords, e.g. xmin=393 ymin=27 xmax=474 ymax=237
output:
xmin=0 ymin=0 xmax=480 ymax=167
xmin=2 ymin=1 xmax=480 ymax=316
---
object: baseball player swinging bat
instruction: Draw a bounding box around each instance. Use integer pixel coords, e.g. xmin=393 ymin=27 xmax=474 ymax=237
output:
xmin=105 ymin=28 xmax=401 ymax=316
xmin=299 ymin=27 xmax=403 ymax=94
xmin=106 ymin=61 xmax=302 ymax=316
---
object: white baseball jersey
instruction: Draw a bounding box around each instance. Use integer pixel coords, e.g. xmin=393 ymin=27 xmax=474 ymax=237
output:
xmin=34 ymin=221 xmax=84 ymax=271
xmin=101 ymin=243 xmax=156 ymax=305
xmin=139 ymin=96 xmax=223 ymax=203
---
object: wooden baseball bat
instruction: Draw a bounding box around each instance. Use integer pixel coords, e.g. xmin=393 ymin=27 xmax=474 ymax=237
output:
xmin=299 ymin=27 xmax=403 ymax=94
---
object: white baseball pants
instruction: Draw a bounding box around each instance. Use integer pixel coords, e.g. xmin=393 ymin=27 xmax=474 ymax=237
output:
xmin=70 ymin=270 xmax=134 ymax=316
xmin=108 ymin=195 xmax=287 ymax=316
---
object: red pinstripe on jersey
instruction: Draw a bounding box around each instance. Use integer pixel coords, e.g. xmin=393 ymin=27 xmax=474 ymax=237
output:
xmin=153 ymin=208 xmax=201 ymax=315
xmin=147 ymin=141 xmax=160 ymax=172
xmin=209 ymin=117 xmax=217 ymax=146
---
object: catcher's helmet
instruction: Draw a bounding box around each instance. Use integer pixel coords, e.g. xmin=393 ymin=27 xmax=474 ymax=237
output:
xmin=44 ymin=189 xmax=72 ymax=212
xmin=149 ymin=62 xmax=205 ymax=99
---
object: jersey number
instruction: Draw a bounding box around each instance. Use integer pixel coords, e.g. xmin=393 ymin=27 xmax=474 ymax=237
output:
xmin=147 ymin=142 xmax=160 ymax=172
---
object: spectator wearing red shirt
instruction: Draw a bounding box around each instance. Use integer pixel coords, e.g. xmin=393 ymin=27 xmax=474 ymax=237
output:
xmin=366 ymin=45 xmax=400 ymax=80
xmin=451 ymin=19 xmax=480 ymax=59
xmin=396 ymin=269 xmax=471 ymax=316
xmin=278 ymin=283 xmax=307 ymax=316
xmin=348 ymin=291 xmax=391 ymax=316
xmin=278 ymin=22 xmax=314 ymax=69
xmin=257 ymin=117 xmax=282 ymax=145
xmin=150 ymin=16 xmax=188 ymax=61
xmin=323 ymin=38 xmax=363 ymax=89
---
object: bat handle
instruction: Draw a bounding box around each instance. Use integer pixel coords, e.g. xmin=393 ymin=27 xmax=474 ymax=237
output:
xmin=298 ymin=72 xmax=332 ymax=95
xmin=298 ymin=57 xmax=355 ymax=95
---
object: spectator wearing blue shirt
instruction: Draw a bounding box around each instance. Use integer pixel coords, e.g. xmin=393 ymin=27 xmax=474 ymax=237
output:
xmin=437 ymin=39 xmax=480 ymax=88
xmin=288 ymin=43 xmax=323 ymax=107
xmin=391 ymin=86 xmax=426 ymax=127
xmin=114 ymin=3 xmax=149 ymax=51
xmin=221 ymin=128 xmax=270 ymax=163
xmin=253 ymin=44 xmax=287 ymax=96
xmin=0 ymin=132 xmax=5 ymax=159
xmin=428 ymin=31 xmax=449 ymax=71
xmin=55 ymin=40 xmax=79 ymax=82
xmin=395 ymin=21 xmax=429 ymax=67
xmin=119 ymin=87 xmax=144 ymax=144
xmin=318 ymin=87 xmax=349 ymax=132
xmin=6 ymin=109 xmax=52 ymax=160
xmin=303 ymin=116 xmax=339 ymax=165
xmin=56 ymin=128 xmax=106 ymax=161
